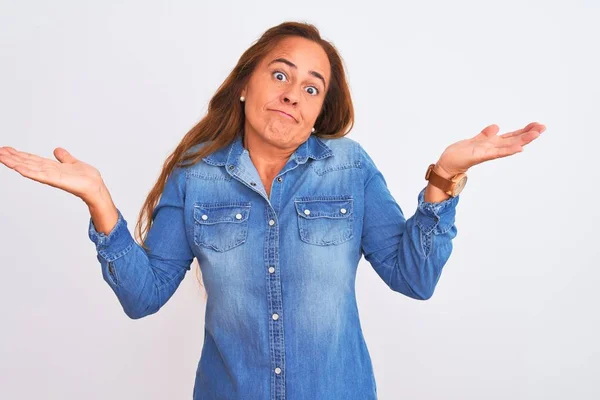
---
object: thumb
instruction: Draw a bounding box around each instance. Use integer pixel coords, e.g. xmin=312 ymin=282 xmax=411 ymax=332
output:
xmin=53 ymin=147 xmax=78 ymax=164
xmin=480 ymin=124 xmax=500 ymax=138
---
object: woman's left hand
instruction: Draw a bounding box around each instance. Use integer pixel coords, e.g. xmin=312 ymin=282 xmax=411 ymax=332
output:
xmin=436 ymin=122 xmax=546 ymax=176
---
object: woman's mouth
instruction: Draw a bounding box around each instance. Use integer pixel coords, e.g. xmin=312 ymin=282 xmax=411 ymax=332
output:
xmin=270 ymin=109 xmax=296 ymax=121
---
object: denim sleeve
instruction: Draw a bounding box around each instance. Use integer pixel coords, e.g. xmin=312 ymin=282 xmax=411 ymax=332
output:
xmin=358 ymin=144 xmax=459 ymax=300
xmin=87 ymin=166 xmax=194 ymax=318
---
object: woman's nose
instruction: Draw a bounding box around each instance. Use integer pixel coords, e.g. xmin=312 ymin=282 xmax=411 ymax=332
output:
xmin=281 ymin=88 xmax=300 ymax=105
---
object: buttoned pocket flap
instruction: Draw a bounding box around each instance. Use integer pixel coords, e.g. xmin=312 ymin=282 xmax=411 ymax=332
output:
xmin=294 ymin=198 xmax=353 ymax=220
xmin=194 ymin=203 xmax=250 ymax=225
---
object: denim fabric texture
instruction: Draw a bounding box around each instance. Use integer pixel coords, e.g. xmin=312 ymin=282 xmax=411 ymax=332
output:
xmin=88 ymin=133 xmax=460 ymax=399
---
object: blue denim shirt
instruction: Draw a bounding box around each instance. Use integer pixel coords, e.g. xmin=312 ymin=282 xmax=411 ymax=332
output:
xmin=88 ymin=133 xmax=459 ymax=400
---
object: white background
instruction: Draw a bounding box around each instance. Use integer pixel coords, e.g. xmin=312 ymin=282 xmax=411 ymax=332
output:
xmin=1 ymin=1 xmax=598 ymax=399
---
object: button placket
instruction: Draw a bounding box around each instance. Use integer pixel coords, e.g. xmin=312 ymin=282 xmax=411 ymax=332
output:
xmin=264 ymin=207 xmax=285 ymax=397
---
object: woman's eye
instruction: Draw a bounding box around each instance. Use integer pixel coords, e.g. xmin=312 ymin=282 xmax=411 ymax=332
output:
xmin=273 ymin=71 xmax=319 ymax=96
xmin=305 ymin=86 xmax=319 ymax=96
xmin=273 ymin=71 xmax=287 ymax=82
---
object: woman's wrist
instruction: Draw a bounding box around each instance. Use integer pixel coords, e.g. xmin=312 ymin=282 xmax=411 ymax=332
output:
xmin=86 ymin=182 xmax=119 ymax=235
xmin=423 ymin=162 xmax=456 ymax=203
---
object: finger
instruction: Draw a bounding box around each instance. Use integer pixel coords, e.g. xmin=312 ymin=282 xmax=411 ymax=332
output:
xmin=0 ymin=151 xmax=57 ymax=177
xmin=12 ymin=164 xmax=54 ymax=186
xmin=2 ymin=146 xmax=79 ymax=166
xmin=0 ymin=151 xmax=42 ymax=168
xmin=499 ymin=129 xmax=525 ymax=139
xmin=0 ymin=154 xmax=16 ymax=169
xmin=498 ymin=130 xmax=541 ymax=148
xmin=0 ymin=153 xmax=15 ymax=168
xmin=0 ymin=146 xmax=19 ymax=156
xmin=4 ymin=148 xmax=60 ymax=170
xmin=54 ymin=147 xmax=78 ymax=164
xmin=0 ymin=154 xmax=44 ymax=172
xmin=480 ymin=124 xmax=500 ymax=138
xmin=7 ymin=158 xmax=43 ymax=177
xmin=0 ymin=152 xmax=28 ymax=169
xmin=2 ymin=147 xmax=51 ymax=165
xmin=0 ymin=146 xmax=15 ymax=156
xmin=500 ymin=122 xmax=545 ymax=139
xmin=3 ymin=146 xmax=31 ymax=158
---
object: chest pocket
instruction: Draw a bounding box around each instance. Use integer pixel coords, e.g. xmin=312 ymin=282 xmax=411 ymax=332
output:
xmin=193 ymin=202 xmax=251 ymax=252
xmin=294 ymin=197 xmax=354 ymax=246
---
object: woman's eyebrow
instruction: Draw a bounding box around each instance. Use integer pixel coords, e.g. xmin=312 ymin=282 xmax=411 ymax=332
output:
xmin=268 ymin=57 xmax=327 ymax=89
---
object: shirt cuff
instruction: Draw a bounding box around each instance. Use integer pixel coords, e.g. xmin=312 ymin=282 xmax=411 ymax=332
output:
xmin=87 ymin=208 xmax=135 ymax=262
xmin=414 ymin=186 xmax=460 ymax=235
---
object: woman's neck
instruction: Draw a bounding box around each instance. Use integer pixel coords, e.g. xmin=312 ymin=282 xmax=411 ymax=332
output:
xmin=242 ymin=132 xmax=294 ymax=178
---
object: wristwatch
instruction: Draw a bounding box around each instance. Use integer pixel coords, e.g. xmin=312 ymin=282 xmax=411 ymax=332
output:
xmin=425 ymin=163 xmax=468 ymax=197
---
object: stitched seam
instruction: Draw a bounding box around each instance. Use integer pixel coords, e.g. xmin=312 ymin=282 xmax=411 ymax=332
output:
xmin=415 ymin=215 xmax=437 ymax=236
xmin=313 ymin=161 xmax=361 ymax=176
xmin=188 ymin=171 xmax=232 ymax=181
xmin=420 ymin=229 xmax=433 ymax=258
xmin=99 ymin=241 xmax=135 ymax=263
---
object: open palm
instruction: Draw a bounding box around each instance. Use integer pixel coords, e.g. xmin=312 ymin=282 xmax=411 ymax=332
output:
xmin=438 ymin=122 xmax=546 ymax=175
xmin=0 ymin=146 xmax=103 ymax=203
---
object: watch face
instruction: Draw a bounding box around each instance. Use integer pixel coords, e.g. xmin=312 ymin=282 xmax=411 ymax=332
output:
xmin=453 ymin=176 xmax=467 ymax=195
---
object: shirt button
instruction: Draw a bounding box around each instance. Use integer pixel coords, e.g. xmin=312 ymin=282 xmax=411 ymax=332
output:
xmin=276 ymin=176 xmax=283 ymax=182
xmin=235 ymin=213 xmax=242 ymax=220
xmin=272 ymin=313 xmax=279 ymax=320
xmin=340 ymin=208 xmax=347 ymax=214
xmin=201 ymin=214 xmax=208 ymax=221
xmin=228 ymin=165 xmax=234 ymax=171
xmin=304 ymin=209 xmax=311 ymax=216
xmin=268 ymin=219 xmax=275 ymax=226
xmin=274 ymin=367 xmax=281 ymax=374
xmin=250 ymin=182 xmax=257 ymax=186
xmin=268 ymin=267 xmax=275 ymax=273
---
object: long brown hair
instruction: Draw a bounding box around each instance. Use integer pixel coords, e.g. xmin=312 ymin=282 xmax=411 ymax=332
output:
xmin=133 ymin=21 xmax=355 ymax=296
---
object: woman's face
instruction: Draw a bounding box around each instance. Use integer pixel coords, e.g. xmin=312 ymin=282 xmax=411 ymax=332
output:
xmin=241 ymin=36 xmax=331 ymax=153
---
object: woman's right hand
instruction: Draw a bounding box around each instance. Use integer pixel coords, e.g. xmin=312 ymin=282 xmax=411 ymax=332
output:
xmin=0 ymin=146 xmax=105 ymax=205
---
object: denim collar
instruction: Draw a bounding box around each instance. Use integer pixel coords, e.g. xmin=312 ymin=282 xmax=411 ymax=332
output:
xmin=202 ymin=132 xmax=333 ymax=168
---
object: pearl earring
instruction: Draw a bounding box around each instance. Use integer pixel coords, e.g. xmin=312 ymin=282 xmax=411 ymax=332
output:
xmin=311 ymin=127 xmax=315 ymax=133
xmin=240 ymin=96 xmax=245 ymax=102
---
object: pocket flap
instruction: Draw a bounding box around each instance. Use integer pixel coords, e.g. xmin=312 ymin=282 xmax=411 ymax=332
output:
xmin=294 ymin=198 xmax=353 ymax=219
xmin=193 ymin=203 xmax=250 ymax=225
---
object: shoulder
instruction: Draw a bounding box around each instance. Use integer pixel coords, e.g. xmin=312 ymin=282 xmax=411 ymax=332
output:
xmin=319 ymin=136 xmax=382 ymax=186
xmin=308 ymin=136 xmax=362 ymax=176
xmin=318 ymin=135 xmax=366 ymax=162
xmin=317 ymin=135 xmax=374 ymax=170
xmin=319 ymin=135 xmax=360 ymax=153
xmin=179 ymin=141 xmax=217 ymax=170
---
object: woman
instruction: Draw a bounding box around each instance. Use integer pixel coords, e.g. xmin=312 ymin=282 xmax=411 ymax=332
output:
xmin=0 ymin=21 xmax=545 ymax=400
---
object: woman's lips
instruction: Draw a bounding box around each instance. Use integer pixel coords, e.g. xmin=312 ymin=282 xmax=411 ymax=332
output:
xmin=270 ymin=109 xmax=296 ymax=121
